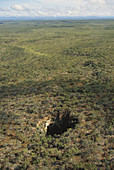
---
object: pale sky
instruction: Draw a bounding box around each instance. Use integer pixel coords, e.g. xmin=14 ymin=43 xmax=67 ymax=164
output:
xmin=0 ymin=0 xmax=114 ymax=17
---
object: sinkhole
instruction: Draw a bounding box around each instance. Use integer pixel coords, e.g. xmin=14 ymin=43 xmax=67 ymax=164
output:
xmin=47 ymin=113 xmax=79 ymax=136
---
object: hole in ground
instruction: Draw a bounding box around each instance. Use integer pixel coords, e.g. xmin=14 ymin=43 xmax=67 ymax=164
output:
xmin=47 ymin=112 xmax=79 ymax=136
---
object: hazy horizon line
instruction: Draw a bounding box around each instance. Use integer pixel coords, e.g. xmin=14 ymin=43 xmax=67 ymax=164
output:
xmin=0 ymin=16 xmax=114 ymax=21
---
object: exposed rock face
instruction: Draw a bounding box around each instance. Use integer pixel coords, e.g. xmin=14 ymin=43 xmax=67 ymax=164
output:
xmin=36 ymin=116 xmax=53 ymax=133
xmin=44 ymin=119 xmax=52 ymax=131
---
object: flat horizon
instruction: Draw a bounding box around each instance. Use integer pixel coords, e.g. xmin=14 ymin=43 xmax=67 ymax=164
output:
xmin=0 ymin=16 xmax=114 ymax=21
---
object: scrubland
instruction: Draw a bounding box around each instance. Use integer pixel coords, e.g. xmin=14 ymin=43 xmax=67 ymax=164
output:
xmin=0 ymin=19 xmax=114 ymax=169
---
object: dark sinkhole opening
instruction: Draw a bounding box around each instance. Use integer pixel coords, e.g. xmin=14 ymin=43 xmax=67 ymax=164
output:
xmin=47 ymin=112 xmax=79 ymax=136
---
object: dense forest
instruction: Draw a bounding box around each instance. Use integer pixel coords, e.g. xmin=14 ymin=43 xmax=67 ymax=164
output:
xmin=0 ymin=19 xmax=114 ymax=169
